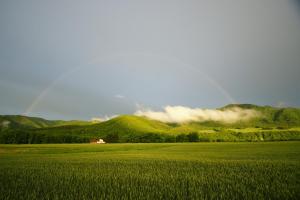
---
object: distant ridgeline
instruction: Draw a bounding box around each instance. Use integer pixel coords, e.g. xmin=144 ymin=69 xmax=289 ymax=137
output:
xmin=1 ymin=104 xmax=300 ymax=144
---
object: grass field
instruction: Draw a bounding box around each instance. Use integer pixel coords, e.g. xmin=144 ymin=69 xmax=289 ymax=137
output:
xmin=0 ymin=142 xmax=299 ymax=199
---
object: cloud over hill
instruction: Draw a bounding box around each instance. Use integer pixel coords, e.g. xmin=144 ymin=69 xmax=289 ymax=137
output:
xmin=135 ymin=106 xmax=260 ymax=123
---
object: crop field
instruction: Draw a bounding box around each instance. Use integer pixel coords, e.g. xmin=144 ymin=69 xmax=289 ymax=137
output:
xmin=0 ymin=142 xmax=299 ymax=200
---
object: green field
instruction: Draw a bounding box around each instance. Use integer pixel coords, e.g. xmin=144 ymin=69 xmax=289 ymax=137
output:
xmin=0 ymin=142 xmax=299 ymax=199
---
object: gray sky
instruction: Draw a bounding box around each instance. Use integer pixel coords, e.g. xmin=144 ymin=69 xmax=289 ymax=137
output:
xmin=0 ymin=0 xmax=300 ymax=120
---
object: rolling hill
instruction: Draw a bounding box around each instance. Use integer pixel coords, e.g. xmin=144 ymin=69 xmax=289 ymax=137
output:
xmin=222 ymin=104 xmax=300 ymax=127
xmin=1 ymin=104 xmax=300 ymax=143
xmin=0 ymin=115 xmax=94 ymax=129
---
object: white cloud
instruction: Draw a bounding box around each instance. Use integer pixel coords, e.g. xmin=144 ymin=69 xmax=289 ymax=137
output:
xmin=91 ymin=115 xmax=118 ymax=122
xmin=115 ymin=94 xmax=125 ymax=99
xmin=135 ymin=105 xmax=260 ymax=123
xmin=275 ymin=101 xmax=287 ymax=108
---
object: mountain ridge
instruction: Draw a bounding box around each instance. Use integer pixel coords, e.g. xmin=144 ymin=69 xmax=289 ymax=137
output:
xmin=1 ymin=104 xmax=300 ymax=143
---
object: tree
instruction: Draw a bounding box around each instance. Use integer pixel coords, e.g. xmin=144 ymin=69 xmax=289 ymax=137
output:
xmin=176 ymin=134 xmax=188 ymax=142
xmin=187 ymin=132 xmax=199 ymax=142
xmin=105 ymin=133 xmax=119 ymax=143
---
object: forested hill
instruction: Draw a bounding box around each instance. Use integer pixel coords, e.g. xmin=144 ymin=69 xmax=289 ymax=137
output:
xmin=220 ymin=104 xmax=300 ymax=127
xmin=0 ymin=104 xmax=300 ymax=143
xmin=0 ymin=115 xmax=94 ymax=129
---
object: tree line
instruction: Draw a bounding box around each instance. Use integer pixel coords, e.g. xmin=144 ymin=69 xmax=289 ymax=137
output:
xmin=0 ymin=129 xmax=200 ymax=144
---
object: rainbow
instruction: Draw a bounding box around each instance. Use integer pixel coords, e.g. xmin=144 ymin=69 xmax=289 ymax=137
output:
xmin=24 ymin=52 xmax=236 ymax=116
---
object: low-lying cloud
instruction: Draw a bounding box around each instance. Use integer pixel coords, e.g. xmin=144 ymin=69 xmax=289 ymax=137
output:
xmin=135 ymin=106 xmax=259 ymax=123
xmin=91 ymin=115 xmax=118 ymax=122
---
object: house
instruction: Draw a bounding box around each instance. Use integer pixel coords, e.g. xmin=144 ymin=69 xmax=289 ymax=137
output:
xmin=90 ymin=138 xmax=106 ymax=144
xmin=96 ymin=139 xmax=106 ymax=144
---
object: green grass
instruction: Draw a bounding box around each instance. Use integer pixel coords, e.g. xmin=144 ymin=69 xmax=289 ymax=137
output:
xmin=2 ymin=115 xmax=299 ymax=144
xmin=2 ymin=104 xmax=300 ymax=143
xmin=0 ymin=142 xmax=299 ymax=199
xmin=0 ymin=115 xmax=93 ymax=129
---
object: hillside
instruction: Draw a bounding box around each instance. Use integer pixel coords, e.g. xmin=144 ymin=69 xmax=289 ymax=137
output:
xmin=220 ymin=104 xmax=300 ymax=127
xmin=22 ymin=115 xmax=173 ymax=143
xmin=0 ymin=115 xmax=94 ymax=129
xmin=0 ymin=104 xmax=300 ymax=143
